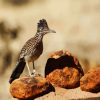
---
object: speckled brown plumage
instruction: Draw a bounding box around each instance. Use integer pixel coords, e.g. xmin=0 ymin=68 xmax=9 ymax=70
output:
xmin=9 ymin=19 xmax=56 ymax=84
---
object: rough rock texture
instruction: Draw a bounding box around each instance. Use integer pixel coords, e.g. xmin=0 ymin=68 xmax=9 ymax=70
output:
xmin=10 ymin=76 xmax=54 ymax=99
xmin=45 ymin=50 xmax=84 ymax=88
xmin=46 ymin=67 xmax=80 ymax=88
xmin=11 ymin=87 xmax=100 ymax=100
xmin=80 ymin=67 xmax=100 ymax=93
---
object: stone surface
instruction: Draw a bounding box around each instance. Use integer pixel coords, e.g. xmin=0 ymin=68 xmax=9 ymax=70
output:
xmin=45 ymin=50 xmax=84 ymax=77
xmin=46 ymin=67 xmax=80 ymax=88
xmin=11 ymin=87 xmax=100 ymax=100
xmin=80 ymin=68 xmax=100 ymax=93
xmin=45 ymin=50 xmax=84 ymax=88
xmin=10 ymin=76 xmax=54 ymax=99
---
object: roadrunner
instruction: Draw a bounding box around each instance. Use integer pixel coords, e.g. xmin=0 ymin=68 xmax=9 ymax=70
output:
xmin=9 ymin=19 xmax=56 ymax=84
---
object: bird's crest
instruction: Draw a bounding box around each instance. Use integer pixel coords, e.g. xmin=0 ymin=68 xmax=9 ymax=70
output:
xmin=37 ymin=19 xmax=49 ymax=32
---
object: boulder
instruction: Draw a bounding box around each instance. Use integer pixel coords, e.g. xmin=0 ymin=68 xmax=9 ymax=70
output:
xmin=45 ymin=50 xmax=84 ymax=88
xmin=10 ymin=76 xmax=54 ymax=99
xmin=80 ymin=67 xmax=100 ymax=93
xmin=46 ymin=67 xmax=81 ymax=88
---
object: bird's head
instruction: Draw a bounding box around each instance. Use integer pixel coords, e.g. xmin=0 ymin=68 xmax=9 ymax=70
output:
xmin=37 ymin=19 xmax=56 ymax=35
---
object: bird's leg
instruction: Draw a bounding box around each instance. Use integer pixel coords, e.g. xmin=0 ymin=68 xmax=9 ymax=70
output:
xmin=32 ymin=62 xmax=36 ymax=74
xmin=31 ymin=62 xmax=40 ymax=77
xmin=26 ymin=61 xmax=31 ymax=77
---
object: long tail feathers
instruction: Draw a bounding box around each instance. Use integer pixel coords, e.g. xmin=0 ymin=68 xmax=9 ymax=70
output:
xmin=9 ymin=58 xmax=26 ymax=84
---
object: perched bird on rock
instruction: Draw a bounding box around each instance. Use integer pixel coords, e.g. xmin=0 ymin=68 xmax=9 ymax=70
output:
xmin=9 ymin=19 xmax=56 ymax=84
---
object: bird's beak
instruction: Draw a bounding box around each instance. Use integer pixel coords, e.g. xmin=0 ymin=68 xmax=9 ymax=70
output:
xmin=49 ymin=29 xmax=56 ymax=33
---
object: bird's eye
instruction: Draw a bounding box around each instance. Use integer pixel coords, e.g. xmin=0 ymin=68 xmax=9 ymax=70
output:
xmin=39 ymin=27 xmax=43 ymax=31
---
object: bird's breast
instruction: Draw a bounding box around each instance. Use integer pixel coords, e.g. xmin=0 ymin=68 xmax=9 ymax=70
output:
xmin=30 ymin=41 xmax=43 ymax=62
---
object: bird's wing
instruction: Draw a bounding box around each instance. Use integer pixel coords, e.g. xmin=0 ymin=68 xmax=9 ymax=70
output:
xmin=19 ymin=37 xmax=38 ymax=59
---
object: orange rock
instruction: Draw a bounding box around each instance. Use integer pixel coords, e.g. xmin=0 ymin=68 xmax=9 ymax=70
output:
xmin=46 ymin=67 xmax=80 ymax=88
xmin=45 ymin=50 xmax=84 ymax=77
xmin=80 ymin=67 xmax=100 ymax=93
xmin=49 ymin=50 xmax=63 ymax=59
xmin=10 ymin=76 xmax=53 ymax=99
xmin=45 ymin=50 xmax=84 ymax=88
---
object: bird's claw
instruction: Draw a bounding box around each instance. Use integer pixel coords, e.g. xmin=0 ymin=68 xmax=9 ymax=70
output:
xmin=31 ymin=70 xmax=41 ymax=77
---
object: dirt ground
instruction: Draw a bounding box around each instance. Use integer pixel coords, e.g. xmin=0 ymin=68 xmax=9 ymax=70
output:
xmin=10 ymin=87 xmax=100 ymax=100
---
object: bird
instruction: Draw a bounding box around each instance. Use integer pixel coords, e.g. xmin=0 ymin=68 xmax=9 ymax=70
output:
xmin=9 ymin=19 xmax=56 ymax=84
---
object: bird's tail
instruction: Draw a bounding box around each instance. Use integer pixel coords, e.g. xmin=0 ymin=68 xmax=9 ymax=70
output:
xmin=9 ymin=58 xmax=26 ymax=84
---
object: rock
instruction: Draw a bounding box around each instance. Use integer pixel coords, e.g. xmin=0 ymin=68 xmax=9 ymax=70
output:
xmin=10 ymin=76 xmax=54 ymax=99
xmin=80 ymin=67 xmax=100 ymax=93
xmin=46 ymin=67 xmax=81 ymax=88
xmin=45 ymin=50 xmax=84 ymax=88
xmin=45 ymin=50 xmax=84 ymax=77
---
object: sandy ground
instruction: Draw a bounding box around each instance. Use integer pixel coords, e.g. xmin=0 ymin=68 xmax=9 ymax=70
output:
xmin=10 ymin=87 xmax=100 ymax=100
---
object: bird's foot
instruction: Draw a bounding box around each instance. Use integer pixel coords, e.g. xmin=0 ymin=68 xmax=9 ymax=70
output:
xmin=31 ymin=70 xmax=41 ymax=77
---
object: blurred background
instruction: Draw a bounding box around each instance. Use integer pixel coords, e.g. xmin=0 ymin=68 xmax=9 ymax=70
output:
xmin=0 ymin=0 xmax=100 ymax=99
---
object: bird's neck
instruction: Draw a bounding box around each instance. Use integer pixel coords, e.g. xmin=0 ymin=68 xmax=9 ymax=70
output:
xmin=34 ymin=32 xmax=44 ymax=42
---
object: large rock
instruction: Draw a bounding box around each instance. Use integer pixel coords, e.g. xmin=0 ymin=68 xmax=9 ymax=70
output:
xmin=46 ymin=67 xmax=80 ymax=88
xmin=10 ymin=76 xmax=54 ymax=99
xmin=45 ymin=50 xmax=84 ymax=88
xmin=80 ymin=67 xmax=100 ymax=93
